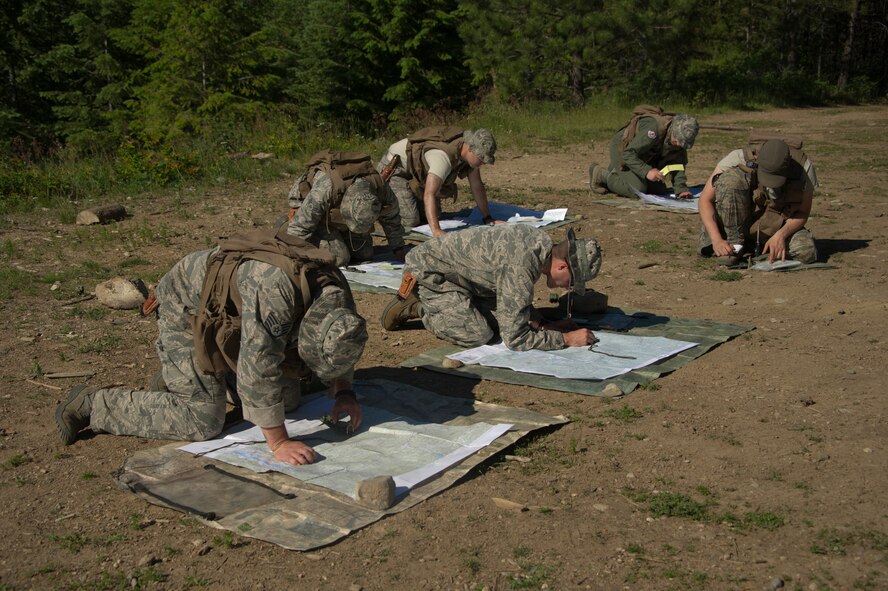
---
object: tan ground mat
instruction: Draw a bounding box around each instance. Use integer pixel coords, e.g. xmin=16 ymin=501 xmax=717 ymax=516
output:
xmin=114 ymin=379 xmax=567 ymax=551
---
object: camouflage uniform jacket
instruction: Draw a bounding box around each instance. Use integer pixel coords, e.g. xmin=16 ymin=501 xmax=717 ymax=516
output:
xmin=614 ymin=117 xmax=689 ymax=193
xmin=405 ymin=224 xmax=565 ymax=351
xmin=157 ymin=249 xmax=353 ymax=429
xmin=289 ymin=172 xmax=405 ymax=250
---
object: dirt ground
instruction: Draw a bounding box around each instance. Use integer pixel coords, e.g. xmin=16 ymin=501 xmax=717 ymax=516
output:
xmin=1 ymin=106 xmax=886 ymax=591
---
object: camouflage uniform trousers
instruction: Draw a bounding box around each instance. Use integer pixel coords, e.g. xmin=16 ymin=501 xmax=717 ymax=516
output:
xmin=418 ymin=285 xmax=499 ymax=348
xmin=696 ymin=168 xmax=817 ymax=263
xmin=605 ymin=130 xmax=669 ymax=198
xmin=386 ymin=173 xmax=423 ymax=232
xmin=89 ymin=256 xmax=301 ymax=442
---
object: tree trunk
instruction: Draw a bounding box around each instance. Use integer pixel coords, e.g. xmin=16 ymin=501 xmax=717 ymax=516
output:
xmin=837 ymin=0 xmax=861 ymax=89
xmin=569 ymin=51 xmax=585 ymax=107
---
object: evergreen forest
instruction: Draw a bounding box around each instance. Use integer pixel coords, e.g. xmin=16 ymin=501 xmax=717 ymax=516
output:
xmin=2 ymin=0 xmax=886 ymax=209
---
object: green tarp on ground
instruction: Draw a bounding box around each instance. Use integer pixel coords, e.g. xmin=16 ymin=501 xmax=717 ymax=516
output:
xmin=114 ymin=379 xmax=567 ymax=551
xmin=399 ymin=308 xmax=754 ymax=396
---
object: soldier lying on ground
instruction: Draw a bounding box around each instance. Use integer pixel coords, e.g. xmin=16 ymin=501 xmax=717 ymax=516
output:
xmin=696 ymin=133 xmax=818 ymax=265
xmin=287 ymin=150 xmax=406 ymax=266
xmin=589 ymin=105 xmax=699 ymax=199
xmin=377 ymin=127 xmax=499 ymax=237
xmin=55 ymin=226 xmax=368 ymax=466
xmin=381 ymin=224 xmax=602 ymax=350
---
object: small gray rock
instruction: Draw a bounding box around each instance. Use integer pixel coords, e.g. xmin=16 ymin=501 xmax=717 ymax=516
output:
xmin=355 ymin=475 xmax=396 ymax=510
xmin=722 ymin=298 xmax=737 ymax=306
xmin=138 ymin=555 xmax=160 ymax=567
xmin=769 ymin=577 xmax=784 ymax=590
xmin=442 ymin=357 xmax=464 ymax=369
xmin=603 ymin=384 xmax=623 ymax=397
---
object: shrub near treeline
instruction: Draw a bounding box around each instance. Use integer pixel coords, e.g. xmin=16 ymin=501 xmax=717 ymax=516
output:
xmin=1 ymin=0 xmax=885 ymax=211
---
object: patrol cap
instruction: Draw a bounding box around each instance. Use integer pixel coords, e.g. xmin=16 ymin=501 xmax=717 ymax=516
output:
xmin=566 ymin=229 xmax=602 ymax=296
xmin=341 ymin=177 xmax=381 ymax=235
xmin=464 ymin=128 xmax=497 ymax=164
xmin=671 ymin=114 xmax=699 ymax=150
xmin=298 ymin=287 xmax=368 ymax=382
xmin=757 ymin=140 xmax=792 ymax=188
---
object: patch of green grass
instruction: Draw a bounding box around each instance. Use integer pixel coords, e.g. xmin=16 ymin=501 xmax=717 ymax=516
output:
xmin=86 ymin=566 xmax=168 ymax=590
xmin=709 ymin=269 xmax=743 ymax=281
xmin=694 ymin=485 xmax=715 ymax=497
xmin=49 ymin=532 xmax=90 ymax=553
xmin=463 ymin=556 xmax=481 ymax=575
xmin=603 ymin=404 xmax=643 ymax=423
xmin=507 ymin=563 xmax=551 ymax=590
xmin=766 ymin=469 xmax=785 ymax=482
xmin=538 ymin=506 xmax=554 ymax=514
xmin=638 ymin=382 xmax=660 ymax=391
xmin=77 ymin=334 xmax=121 ymax=353
xmin=80 ymin=471 xmax=98 ymax=481
xmin=625 ymin=432 xmax=647 ymax=440
xmin=512 ymin=546 xmax=530 ymax=559
xmin=185 ymin=575 xmax=211 ymax=587
xmin=129 ymin=512 xmax=144 ymax=531
xmin=638 ymin=240 xmax=669 ymax=253
xmin=212 ymin=531 xmax=239 ymax=549
xmin=118 ymin=256 xmax=152 ymax=269
xmin=626 ymin=543 xmax=644 ymax=555
xmin=31 ymin=359 xmax=43 ymax=377
xmin=647 ymin=492 xmax=710 ymax=520
xmin=743 ymin=511 xmax=785 ymax=531
xmin=0 ymin=267 xmax=38 ymax=299
xmin=4 ymin=454 xmax=32 ymax=469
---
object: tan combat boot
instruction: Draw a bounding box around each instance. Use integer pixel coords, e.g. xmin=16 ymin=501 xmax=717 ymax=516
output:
xmin=381 ymin=272 xmax=422 ymax=330
xmin=588 ymin=162 xmax=609 ymax=194
xmin=55 ymin=384 xmax=97 ymax=445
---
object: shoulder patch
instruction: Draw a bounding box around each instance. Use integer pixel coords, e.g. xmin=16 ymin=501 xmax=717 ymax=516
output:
xmin=263 ymin=311 xmax=292 ymax=337
xmin=647 ymin=129 xmax=657 ymax=139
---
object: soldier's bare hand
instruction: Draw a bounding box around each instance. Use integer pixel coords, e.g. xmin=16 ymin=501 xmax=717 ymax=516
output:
xmin=646 ymin=168 xmax=665 ymax=182
xmin=274 ymin=440 xmax=317 ymax=466
xmin=763 ymin=235 xmax=787 ymax=263
xmin=564 ymin=328 xmax=596 ymax=347
xmin=712 ymin=239 xmax=735 ymax=257
xmin=677 ymin=191 xmax=692 ymax=199
xmin=332 ymin=391 xmax=362 ymax=431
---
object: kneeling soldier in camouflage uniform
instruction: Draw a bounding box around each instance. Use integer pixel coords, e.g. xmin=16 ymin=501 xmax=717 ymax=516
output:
xmin=377 ymin=127 xmax=499 ymax=237
xmin=55 ymin=226 xmax=368 ymax=466
xmin=287 ymin=150 xmax=406 ymax=266
xmin=381 ymin=224 xmax=602 ymax=351
xmin=697 ymin=132 xmax=818 ymax=265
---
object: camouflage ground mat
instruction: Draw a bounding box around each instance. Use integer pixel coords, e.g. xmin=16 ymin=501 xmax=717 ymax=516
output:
xmin=399 ymin=308 xmax=753 ymax=396
xmin=589 ymin=185 xmax=705 ymax=215
xmin=114 ymin=379 xmax=566 ymax=551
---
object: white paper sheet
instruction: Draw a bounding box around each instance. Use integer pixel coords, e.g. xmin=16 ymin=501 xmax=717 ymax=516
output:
xmin=341 ymin=261 xmax=406 ymax=290
xmin=412 ymin=202 xmax=569 ymax=236
xmin=178 ymin=390 xmax=513 ymax=499
xmin=632 ymin=186 xmax=702 ymax=211
xmin=446 ymin=331 xmax=698 ymax=380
